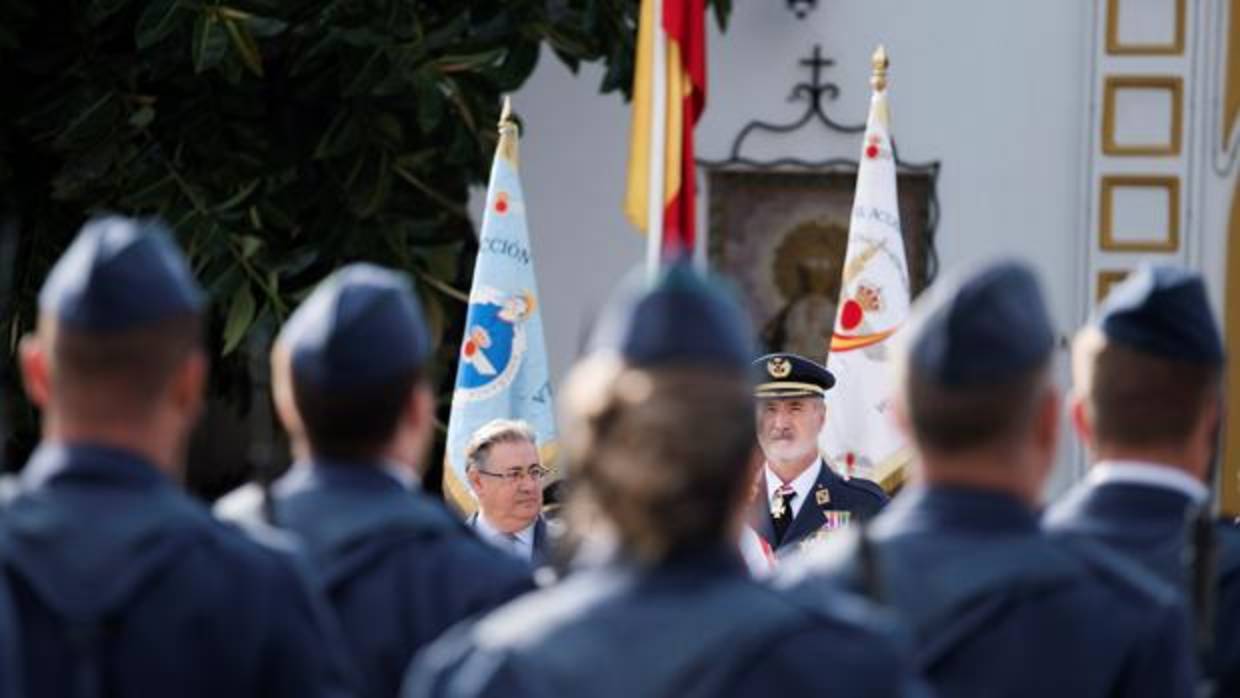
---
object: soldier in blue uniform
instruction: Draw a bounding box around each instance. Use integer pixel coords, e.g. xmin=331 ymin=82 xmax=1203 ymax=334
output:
xmin=0 ymin=217 xmax=356 ymax=697
xmin=778 ymin=260 xmax=1195 ymax=698
xmin=402 ymin=265 xmax=931 ymax=698
xmin=217 ymin=263 xmax=534 ymax=698
xmin=1042 ymin=265 xmax=1240 ymax=695
xmin=750 ymin=353 xmax=888 ymax=555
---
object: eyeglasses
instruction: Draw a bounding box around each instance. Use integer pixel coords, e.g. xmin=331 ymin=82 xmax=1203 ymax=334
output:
xmin=475 ymin=465 xmax=549 ymax=484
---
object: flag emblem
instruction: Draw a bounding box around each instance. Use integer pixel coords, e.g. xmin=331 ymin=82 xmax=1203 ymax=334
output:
xmin=456 ymin=286 xmax=536 ymax=403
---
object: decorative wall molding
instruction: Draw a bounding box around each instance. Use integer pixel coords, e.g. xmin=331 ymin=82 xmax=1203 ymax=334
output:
xmin=1106 ymin=0 xmax=1186 ymax=55
xmin=1098 ymin=175 xmax=1181 ymax=251
xmin=1101 ymin=75 xmax=1183 ymax=156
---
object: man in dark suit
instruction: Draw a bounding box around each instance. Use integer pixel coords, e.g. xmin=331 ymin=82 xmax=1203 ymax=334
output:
xmin=778 ymin=260 xmax=1195 ymax=698
xmin=1043 ymin=264 xmax=1240 ymax=695
xmin=217 ymin=263 xmax=534 ymax=698
xmin=1 ymin=217 xmax=356 ymax=698
xmin=750 ymin=353 xmax=888 ymax=555
xmin=464 ymin=419 xmax=554 ymax=569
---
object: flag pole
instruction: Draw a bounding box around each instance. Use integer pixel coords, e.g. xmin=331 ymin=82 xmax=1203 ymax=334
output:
xmin=644 ymin=0 xmax=668 ymax=283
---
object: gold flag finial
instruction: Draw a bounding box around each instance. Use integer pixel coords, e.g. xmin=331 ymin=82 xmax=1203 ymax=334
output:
xmin=870 ymin=45 xmax=889 ymax=92
xmin=499 ymin=95 xmax=513 ymax=129
xmin=497 ymin=96 xmax=519 ymax=163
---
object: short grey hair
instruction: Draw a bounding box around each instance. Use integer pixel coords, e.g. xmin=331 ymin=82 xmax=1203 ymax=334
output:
xmin=465 ymin=419 xmax=538 ymax=471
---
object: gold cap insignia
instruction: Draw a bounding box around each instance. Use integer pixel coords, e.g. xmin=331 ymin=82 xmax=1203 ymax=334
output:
xmin=768 ymin=357 xmax=792 ymax=379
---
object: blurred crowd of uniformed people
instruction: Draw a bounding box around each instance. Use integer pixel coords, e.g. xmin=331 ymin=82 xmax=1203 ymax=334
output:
xmin=0 ymin=214 xmax=1236 ymax=697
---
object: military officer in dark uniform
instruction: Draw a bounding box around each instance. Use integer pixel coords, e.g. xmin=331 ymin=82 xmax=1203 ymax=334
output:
xmin=1042 ymin=265 xmax=1240 ymax=695
xmin=778 ymin=260 xmax=1195 ymax=698
xmin=403 ymin=265 xmax=931 ymax=698
xmin=0 ymin=217 xmax=356 ymax=697
xmin=216 ymin=263 xmax=534 ymax=698
xmin=751 ymin=353 xmax=888 ymax=555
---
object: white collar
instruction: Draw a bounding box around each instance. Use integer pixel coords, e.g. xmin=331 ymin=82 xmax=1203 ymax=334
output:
xmin=474 ymin=511 xmax=537 ymax=545
xmin=1088 ymin=460 xmax=1209 ymax=504
xmin=764 ymin=458 xmax=822 ymax=517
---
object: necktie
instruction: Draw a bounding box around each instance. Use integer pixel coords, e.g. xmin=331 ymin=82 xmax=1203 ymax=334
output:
xmin=771 ymin=484 xmax=796 ymax=542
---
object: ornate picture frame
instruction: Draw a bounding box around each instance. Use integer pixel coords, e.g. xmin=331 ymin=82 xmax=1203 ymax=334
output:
xmin=708 ymin=170 xmax=935 ymax=358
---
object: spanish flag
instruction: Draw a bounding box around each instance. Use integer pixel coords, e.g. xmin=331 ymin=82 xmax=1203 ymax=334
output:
xmin=624 ymin=0 xmax=707 ymax=259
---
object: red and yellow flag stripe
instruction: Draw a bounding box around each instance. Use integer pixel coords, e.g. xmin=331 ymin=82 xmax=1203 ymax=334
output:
xmin=624 ymin=0 xmax=707 ymax=257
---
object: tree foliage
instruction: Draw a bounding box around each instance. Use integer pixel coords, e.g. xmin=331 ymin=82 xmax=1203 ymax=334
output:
xmin=0 ymin=0 xmax=730 ymax=488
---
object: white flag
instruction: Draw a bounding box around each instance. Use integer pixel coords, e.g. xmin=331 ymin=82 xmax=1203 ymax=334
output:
xmin=820 ymin=76 xmax=911 ymax=489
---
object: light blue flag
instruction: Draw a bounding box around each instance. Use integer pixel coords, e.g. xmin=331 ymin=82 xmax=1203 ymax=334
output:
xmin=443 ymin=107 xmax=557 ymax=513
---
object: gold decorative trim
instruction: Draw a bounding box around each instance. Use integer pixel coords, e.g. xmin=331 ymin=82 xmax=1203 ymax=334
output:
xmin=879 ymin=464 xmax=907 ymax=494
xmin=1099 ymin=175 xmax=1181 ymax=252
xmin=1226 ymin=0 xmax=1240 ymax=149
xmin=755 ymin=381 xmax=824 ymax=393
xmin=1102 ymin=76 xmax=1184 ymax=156
xmin=1221 ymin=181 xmax=1240 ymax=515
xmin=1106 ymin=0 xmax=1186 ymax=56
xmin=1096 ymin=269 xmax=1130 ymax=303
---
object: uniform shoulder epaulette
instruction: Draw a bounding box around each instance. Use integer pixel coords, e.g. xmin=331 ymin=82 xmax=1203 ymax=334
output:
xmin=841 ymin=476 xmax=889 ymax=502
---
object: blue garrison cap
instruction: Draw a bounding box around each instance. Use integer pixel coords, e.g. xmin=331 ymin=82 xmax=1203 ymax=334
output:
xmin=906 ymin=260 xmax=1055 ymax=387
xmin=39 ymin=216 xmax=204 ymax=331
xmin=588 ymin=264 xmax=754 ymax=369
xmin=280 ymin=263 xmax=432 ymax=391
xmin=753 ymin=353 xmax=835 ymax=398
xmin=1094 ymin=265 xmax=1224 ymax=366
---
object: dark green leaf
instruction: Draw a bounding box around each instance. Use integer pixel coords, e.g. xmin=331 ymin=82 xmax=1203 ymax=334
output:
xmin=90 ymin=0 xmax=132 ymax=23
xmin=238 ymin=235 xmax=262 ymax=259
xmin=224 ymin=18 xmax=263 ymax=76
xmin=128 ymin=105 xmax=156 ymax=128
xmin=433 ymin=48 xmax=506 ymax=74
xmin=245 ymin=15 xmax=287 ymax=38
xmin=345 ymin=46 xmax=389 ymax=95
xmin=222 ymin=283 xmax=256 ymax=355
xmin=191 ymin=12 xmax=228 ymax=73
xmin=314 ymin=110 xmax=360 ymax=160
xmin=135 ymin=0 xmax=183 ymax=48
xmin=413 ymin=69 xmax=445 ymax=132
xmin=214 ymin=179 xmax=261 ymax=212
xmin=273 ymin=247 xmax=319 ymax=276
xmin=54 ymin=92 xmax=119 ymax=150
xmin=489 ymin=40 xmax=541 ymax=91
xmin=711 ymin=0 xmax=732 ymax=31
xmin=372 ymin=113 xmax=403 ymax=148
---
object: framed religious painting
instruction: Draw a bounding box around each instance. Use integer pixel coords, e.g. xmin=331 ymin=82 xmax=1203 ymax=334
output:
xmin=707 ymin=169 xmax=936 ymax=360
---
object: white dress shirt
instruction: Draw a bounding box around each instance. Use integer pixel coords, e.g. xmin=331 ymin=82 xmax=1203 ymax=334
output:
xmin=1087 ymin=459 xmax=1210 ymax=504
xmin=764 ymin=458 xmax=823 ymax=521
xmin=474 ymin=513 xmax=536 ymax=562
